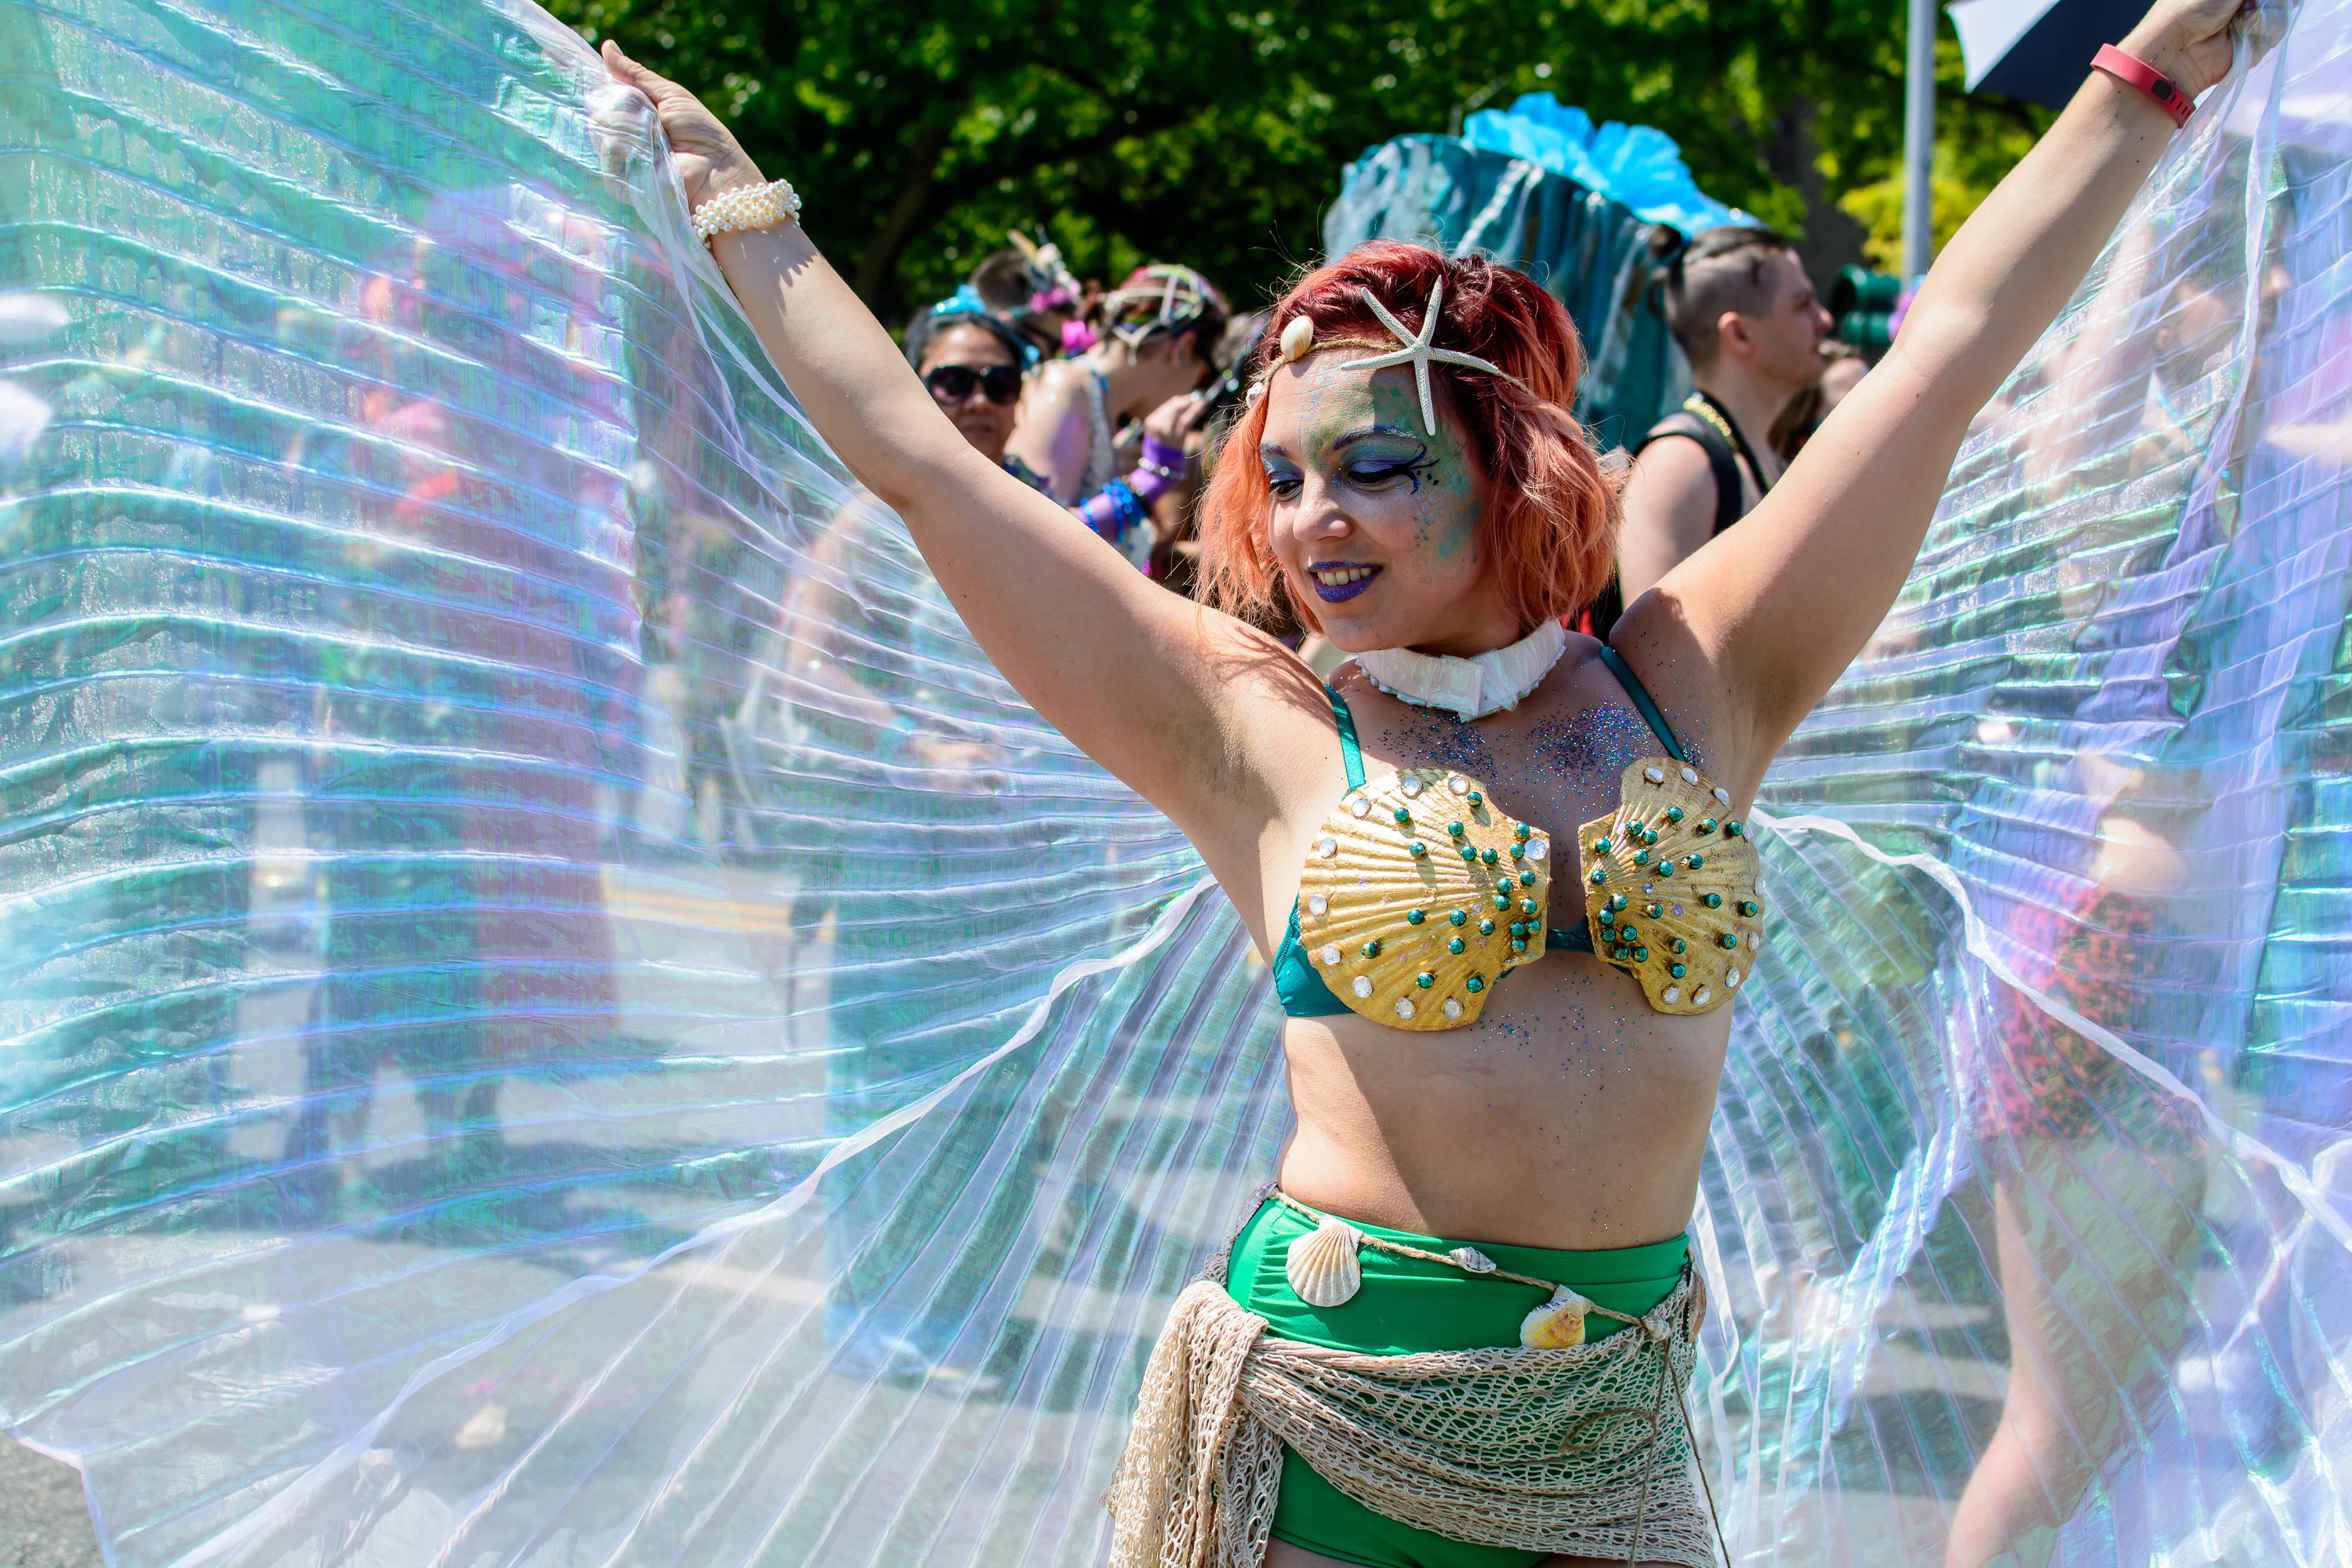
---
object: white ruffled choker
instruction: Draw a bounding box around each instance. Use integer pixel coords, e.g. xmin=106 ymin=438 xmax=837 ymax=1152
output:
xmin=1355 ymin=620 xmax=1569 ymax=722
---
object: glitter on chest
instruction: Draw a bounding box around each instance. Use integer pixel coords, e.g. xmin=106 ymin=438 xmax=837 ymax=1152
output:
xmin=1526 ymin=705 xmax=1682 ymax=775
xmin=1385 ymin=710 xmax=1501 ymax=777
xmin=1381 ymin=702 xmax=1678 ymax=797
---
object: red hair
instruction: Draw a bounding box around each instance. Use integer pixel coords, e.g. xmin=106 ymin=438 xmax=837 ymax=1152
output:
xmin=1196 ymin=242 xmax=1618 ymax=636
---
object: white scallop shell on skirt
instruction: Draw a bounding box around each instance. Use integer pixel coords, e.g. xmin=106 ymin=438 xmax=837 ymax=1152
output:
xmin=1285 ymin=1214 xmax=1365 ymax=1307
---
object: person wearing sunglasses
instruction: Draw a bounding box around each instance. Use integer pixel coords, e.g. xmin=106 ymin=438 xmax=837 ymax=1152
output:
xmin=909 ymin=289 xmax=1204 ymax=571
xmin=902 ymin=290 xmax=1045 ymax=488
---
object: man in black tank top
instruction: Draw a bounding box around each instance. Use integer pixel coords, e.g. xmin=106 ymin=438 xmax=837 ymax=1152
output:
xmin=1591 ymin=227 xmax=1832 ymax=636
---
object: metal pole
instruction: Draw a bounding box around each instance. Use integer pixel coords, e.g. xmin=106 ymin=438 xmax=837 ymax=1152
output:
xmin=1901 ymin=0 xmax=1936 ymax=282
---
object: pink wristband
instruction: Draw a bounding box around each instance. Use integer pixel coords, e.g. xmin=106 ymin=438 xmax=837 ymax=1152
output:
xmin=2092 ymin=43 xmax=2194 ymax=130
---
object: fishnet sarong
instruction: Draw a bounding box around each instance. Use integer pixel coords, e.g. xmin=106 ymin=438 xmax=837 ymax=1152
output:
xmin=1104 ymin=1267 xmax=1715 ymax=1568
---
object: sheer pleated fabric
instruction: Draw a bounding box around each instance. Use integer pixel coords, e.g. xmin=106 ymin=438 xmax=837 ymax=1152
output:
xmin=0 ymin=0 xmax=2343 ymax=1564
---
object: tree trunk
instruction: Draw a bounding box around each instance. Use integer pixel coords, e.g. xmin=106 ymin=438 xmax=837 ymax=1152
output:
xmin=851 ymin=121 xmax=954 ymax=311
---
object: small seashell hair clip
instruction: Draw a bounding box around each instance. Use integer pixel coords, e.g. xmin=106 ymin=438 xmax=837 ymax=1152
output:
xmin=1278 ymin=314 xmax=1316 ymax=365
xmin=1242 ymin=314 xmax=1316 ymax=408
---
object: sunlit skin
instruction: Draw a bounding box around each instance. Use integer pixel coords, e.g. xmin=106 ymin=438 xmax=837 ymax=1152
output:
xmin=1819 ymin=352 xmax=1868 ymax=415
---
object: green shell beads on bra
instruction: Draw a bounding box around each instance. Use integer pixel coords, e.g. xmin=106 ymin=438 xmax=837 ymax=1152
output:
xmin=1296 ymin=768 xmax=1550 ymax=1030
xmin=1577 ymin=759 xmax=1763 ymax=1015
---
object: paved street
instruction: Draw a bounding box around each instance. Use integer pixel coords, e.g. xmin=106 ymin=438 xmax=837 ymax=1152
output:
xmin=0 ymin=1439 xmax=99 ymax=1568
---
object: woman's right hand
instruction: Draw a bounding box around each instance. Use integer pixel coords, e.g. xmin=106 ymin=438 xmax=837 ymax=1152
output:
xmin=601 ymin=41 xmax=766 ymax=211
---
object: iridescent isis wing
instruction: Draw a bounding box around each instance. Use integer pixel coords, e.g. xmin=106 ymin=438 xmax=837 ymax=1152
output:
xmin=0 ymin=3 xmax=1285 ymax=1564
xmin=1698 ymin=11 xmax=2352 ymax=1561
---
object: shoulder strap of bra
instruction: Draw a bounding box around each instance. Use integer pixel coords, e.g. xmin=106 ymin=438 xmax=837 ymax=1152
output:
xmin=1325 ymin=684 xmax=1366 ymax=790
xmin=1595 ymin=645 xmax=1687 ymax=764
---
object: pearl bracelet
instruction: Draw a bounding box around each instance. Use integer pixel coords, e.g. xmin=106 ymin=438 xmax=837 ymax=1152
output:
xmin=691 ymin=178 xmax=803 ymax=244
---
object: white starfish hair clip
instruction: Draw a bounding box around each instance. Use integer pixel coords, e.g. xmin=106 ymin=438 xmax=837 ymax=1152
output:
xmin=1338 ymin=277 xmax=1530 ymax=436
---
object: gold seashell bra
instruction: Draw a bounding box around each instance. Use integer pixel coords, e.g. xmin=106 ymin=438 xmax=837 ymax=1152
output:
xmin=1271 ymin=648 xmax=1763 ymax=1030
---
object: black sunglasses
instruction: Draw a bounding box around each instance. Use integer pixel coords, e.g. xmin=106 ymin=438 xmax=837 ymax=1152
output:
xmin=924 ymin=362 xmax=1023 ymax=406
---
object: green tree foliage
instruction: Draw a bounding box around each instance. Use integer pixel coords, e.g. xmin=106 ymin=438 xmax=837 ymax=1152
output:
xmin=1833 ymin=35 xmax=2055 ymax=271
xmin=557 ymin=0 xmax=2050 ymax=322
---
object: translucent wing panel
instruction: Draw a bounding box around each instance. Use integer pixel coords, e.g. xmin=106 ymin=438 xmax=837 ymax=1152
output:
xmin=1720 ymin=13 xmax=2352 ymax=1562
xmin=0 ymin=0 xmax=1282 ymax=1561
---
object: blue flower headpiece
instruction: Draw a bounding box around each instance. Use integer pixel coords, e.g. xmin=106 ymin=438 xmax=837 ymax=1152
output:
xmin=927 ymin=284 xmax=1040 ymax=368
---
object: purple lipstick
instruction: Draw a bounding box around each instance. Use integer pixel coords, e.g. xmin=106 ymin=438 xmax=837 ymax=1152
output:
xmin=1308 ymin=561 xmax=1381 ymax=604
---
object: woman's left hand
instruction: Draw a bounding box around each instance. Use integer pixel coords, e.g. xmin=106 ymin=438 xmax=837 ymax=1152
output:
xmin=601 ymin=42 xmax=766 ymax=211
xmin=2118 ymin=0 xmax=2251 ymax=98
xmin=1142 ymin=392 xmax=1210 ymax=448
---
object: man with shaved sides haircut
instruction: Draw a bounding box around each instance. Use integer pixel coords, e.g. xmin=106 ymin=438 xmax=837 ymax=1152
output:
xmin=1610 ymin=225 xmax=1834 ymax=618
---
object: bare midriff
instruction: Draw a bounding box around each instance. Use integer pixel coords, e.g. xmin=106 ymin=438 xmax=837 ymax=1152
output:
xmin=1273 ymin=969 xmax=1729 ymax=1253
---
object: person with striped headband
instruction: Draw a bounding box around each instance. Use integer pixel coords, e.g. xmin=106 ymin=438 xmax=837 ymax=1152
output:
xmin=1003 ymin=263 xmax=1229 ymax=568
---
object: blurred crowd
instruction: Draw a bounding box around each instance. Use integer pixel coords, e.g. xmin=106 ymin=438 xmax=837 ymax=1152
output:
xmin=895 ymin=224 xmax=1874 ymax=644
xmin=898 ymin=238 xmax=1254 ymax=594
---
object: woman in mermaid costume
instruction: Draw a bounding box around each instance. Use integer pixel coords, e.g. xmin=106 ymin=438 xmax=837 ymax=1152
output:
xmin=605 ymin=1 xmax=2246 ymax=1560
xmin=5 ymin=0 xmax=2332 ymax=1559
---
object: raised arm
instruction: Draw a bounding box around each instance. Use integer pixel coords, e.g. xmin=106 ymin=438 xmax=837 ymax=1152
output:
xmin=1622 ymin=0 xmax=2246 ymax=785
xmin=603 ymin=45 xmax=1282 ymax=829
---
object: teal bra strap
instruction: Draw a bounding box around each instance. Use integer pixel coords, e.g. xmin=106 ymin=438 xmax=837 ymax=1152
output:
xmin=1326 ymin=684 xmax=1366 ymax=790
xmin=1596 ymin=645 xmax=1687 ymax=764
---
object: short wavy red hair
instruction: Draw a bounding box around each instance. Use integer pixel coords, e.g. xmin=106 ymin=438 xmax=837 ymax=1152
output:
xmin=1197 ymin=241 xmax=1618 ymax=636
